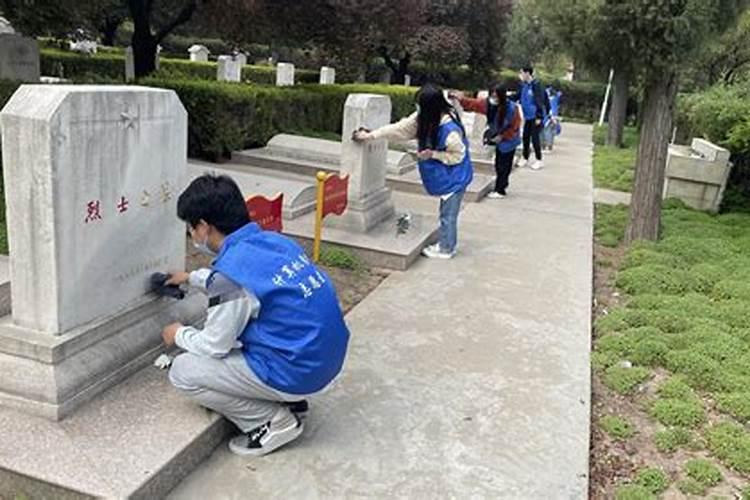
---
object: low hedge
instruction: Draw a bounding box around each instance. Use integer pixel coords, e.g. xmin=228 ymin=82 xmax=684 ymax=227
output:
xmin=141 ymin=78 xmax=417 ymax=160
xmin=40 ymin=48 xmax=319 ymax=84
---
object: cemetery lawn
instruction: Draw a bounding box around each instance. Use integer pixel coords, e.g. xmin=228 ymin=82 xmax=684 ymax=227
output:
xmin=186 ymin=241 xmax=387 ymax=314
xmin=590 ymin=202 xmax=750 ymax=499
xmin=593 ymin=126 xmax=639 ymax=193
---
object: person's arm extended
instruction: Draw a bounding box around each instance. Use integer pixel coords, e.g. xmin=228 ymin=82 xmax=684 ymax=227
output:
xmin=432 ymin=131 xmax=466 ymax=165
xmin=369 ymin=112 xmax=418 ymax=141
xmin=175 ymin=272 xmax=260 ymax=358
xmin=458 ymin=96 xmax=488 ymax=115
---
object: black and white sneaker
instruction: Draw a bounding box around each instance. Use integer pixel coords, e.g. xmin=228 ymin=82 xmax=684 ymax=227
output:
xmin=228 ymin=407 xmax=304 ymax=457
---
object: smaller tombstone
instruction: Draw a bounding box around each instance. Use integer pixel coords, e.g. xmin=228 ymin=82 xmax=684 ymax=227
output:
xmin=235 ymin=52 xmax=247 ymax=66
xmin=276 ymin=62 xmax=295 ymax=86
xmin=125 ymin=46 xmax=135 ymax=81
xmin=319 ymin=66 xmax=336 ymax=85
xmin=0 ymin=34 xmax=40 ymax=81
xmin=217 ymin=55 xmax=241 ymax=82
xmin=188 ymin=44 xmax=210 ymax=62
xmin=155 ymin=45 xmax=162 ymax=71
xmin=0 ymin=16 xmax=15 ymax=34
xmin=403 ymin=74 xmax=412 ymax=87
xmin=69 ymin=40 xmax=97 ymax=55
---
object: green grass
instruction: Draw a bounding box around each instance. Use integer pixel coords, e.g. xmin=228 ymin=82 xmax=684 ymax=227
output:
xmin=654 ymin=427 xmax=694 ymax=453
xmin=593 ymin=125 xmax=639 ymax=192
xmin=318 ymin=244 xmax=365 ymax=272
xmin=678 ymin=477 xmax=707 ymax=496
xmin=684 ymin=459 xmax=723 ymax=488
xmin=595 ymin=203 xmax=629 ymax=247
xmin=634 ymin=467 xmax=669 ymax=494
xmin=614 ymin=484 xmax=656 ymax=500
xmin=600 ymin=415 xmax=636 ymax=440
xmin=592 ymin=204 xmax=750 ymax=474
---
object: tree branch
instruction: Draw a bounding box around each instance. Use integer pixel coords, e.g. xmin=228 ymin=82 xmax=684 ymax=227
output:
xmin=156 ymin=0 xmax=198 ymax=43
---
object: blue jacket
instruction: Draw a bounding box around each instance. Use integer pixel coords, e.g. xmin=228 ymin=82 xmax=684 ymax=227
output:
xmin=213 ymin=223 xmax=350 ymax=395
xmin=488 ymin=103 xmax=522 ymax=154
xmin=418 ymin=119 xmax=473 ymax=196
xmin=520 ymin=80 xmax=546 ymax=121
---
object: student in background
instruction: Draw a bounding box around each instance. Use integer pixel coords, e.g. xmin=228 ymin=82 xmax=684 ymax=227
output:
xmin=454 ymin=84 xmax=522 ymax=198
xmin=542 ymin=86 xmax=562 ymax=152
xmin=517 ymin=66 xmax=547 ymax=170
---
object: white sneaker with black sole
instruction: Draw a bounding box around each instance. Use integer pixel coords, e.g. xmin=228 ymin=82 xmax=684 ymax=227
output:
xmin=229 ymin=406 xmax=304 ymax=457
xmin=530 ymin=160 xmax=544 ymax=170
xmin=487 ymin=191 xmax=506 ymax=199
xmin=421 ymin=243 xmax=455 ymax=259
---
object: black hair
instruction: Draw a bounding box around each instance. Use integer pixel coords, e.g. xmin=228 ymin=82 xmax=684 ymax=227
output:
xmin=489 ymin=82 xmax=509 ymax=129
xmin=415 ymin=83 xmax=464 ymax=150
xmin=522 ymin=66 xmax=534 ymax=76
xmin=177 ymin=174 xmax=249 ymax=235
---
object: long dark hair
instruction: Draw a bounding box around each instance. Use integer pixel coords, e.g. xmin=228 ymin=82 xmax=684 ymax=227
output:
xmin=490 ymin=82 xmax=509 ymax=129
xmin=416 ymin=83 xmax=463 ymax=150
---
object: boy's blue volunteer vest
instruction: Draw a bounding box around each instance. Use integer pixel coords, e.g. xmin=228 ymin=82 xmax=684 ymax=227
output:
xmin=521 ymin=80 xmax=543 ymax=120
xmin=418 ymin=119 xmax=473 ymax=196
xmin=212 ymin=223 xmax=350 ymax=395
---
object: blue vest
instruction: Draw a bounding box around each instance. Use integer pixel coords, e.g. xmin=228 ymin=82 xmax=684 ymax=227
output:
xmin=213 ymin=223 xmax=350 ymax=395
xmin=418 ymin=119 xmax=473 ymax=196
xmin=521 ymin=80 xmax=542 ymax=120
xmin=488 ymin=104 xmax=521 ymax=154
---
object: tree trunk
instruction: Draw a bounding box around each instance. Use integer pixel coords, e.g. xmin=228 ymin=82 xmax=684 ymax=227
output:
xmin=132 ymin=24 xmax=158 ymax=77
xmin=100 ymin=16 xmax=122 ymax=47
xmin=606 ymin=69 xmax=629 ymax=147
xmin=625 ymin=72 xmax=679 ymax=244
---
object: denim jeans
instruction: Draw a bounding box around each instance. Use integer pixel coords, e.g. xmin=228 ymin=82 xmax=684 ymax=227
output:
xmin=438 ymin=190 xmax=465 ymax=254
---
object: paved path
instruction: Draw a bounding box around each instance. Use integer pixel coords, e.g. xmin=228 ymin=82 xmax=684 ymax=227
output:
xmin=169 ymin=123 xmax=594 ymax=499
xmin=594 ymin=187 xmax=632 ymax=206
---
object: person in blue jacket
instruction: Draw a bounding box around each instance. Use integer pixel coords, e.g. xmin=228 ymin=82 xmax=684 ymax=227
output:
xmin=354 ymin=83 xmax=473 ymax=259
xmin=518 ymin=66 xmax=547 ymax=170
xmin=542 ymin=86 xmax=562 ymax=152
xmin=161 ymin=174 xmax=350 ymax=457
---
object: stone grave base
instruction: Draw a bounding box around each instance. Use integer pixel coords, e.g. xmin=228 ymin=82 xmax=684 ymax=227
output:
xmin=0 ymin=364 xmax=230 ymax=499
xmin=232 ymin=149 xmax=494 ymax=203
xmin=0 ymin=294 xmax=205 ymax=420
xmin=284 ymin=210 xmax=439 ymax=271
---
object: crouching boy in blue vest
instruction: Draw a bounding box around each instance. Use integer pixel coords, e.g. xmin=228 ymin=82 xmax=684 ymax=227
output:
xmin=160 ymin=174 xmax=350 ymax=457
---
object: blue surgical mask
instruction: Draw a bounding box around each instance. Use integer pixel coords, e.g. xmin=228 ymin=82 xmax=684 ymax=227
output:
xmin=193 ymin=236 xmax=216 ymax=257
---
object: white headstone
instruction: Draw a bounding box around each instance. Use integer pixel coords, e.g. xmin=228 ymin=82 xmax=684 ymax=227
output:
xmin=0 ymin=16 xmax=15 ymax=34
xmin=155 ymin=45 xmax=162 ymax=71
xmin=69 ymin=40 xmax=98 ymax=55
xmin=331 ymin=94 xmax=395 ymax=232
xmin=276 ymin=62 xmax=295 ymax=86
xmin=319 ymin=66 xmax=336 ymax=85
xmin=0 ymin=85 xmax=188 ymax=334
xmin=125 ymin=46 xmax=134 ymax=81
xmin=404 ymin=74 xmax=411 ymax=87
xmin=235 ymin=53 xmax=247 ymax=66
xmin=217 ymin=55 xmax=241 ymax=82
xmin=0 ymin=34 xmax=40 ymax=81
xmin=188 ymin=44 xmax=210 ymax=62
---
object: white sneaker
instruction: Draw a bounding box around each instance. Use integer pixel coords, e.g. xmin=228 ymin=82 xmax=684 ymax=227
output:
xmin=487 ymin=191 xmax=506 ymax=199
xmin=229 ymin=407 xmax=304 ymax=457
xmin=530 ymin=160 xmax=544 ymax=170
xmin=421 ymin=244 xmax=454 ymax=259
xmin=517 ymin=158 xmax=528 ymax=168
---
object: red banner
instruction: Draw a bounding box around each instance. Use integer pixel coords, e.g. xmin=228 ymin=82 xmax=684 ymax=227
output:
xmin=321 ymin=174 xmax=349 ymax=218
xmin=246 ymin=193 xmax=283 ymax=232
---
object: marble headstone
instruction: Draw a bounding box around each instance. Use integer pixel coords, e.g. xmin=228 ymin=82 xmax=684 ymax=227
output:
xmin=217 ymin=55 xmax=241 ymax=82
xmin=330 ymin=94 xmax=395 ymax=232
xmin=0 ymin=34 xmax=40 ymax=81
xmin=320 ymin=66 xmax=336 ymax=85
xmin=188 ymin=44 xmax=210 ymax=62
xmin=125 ymin=46 xmax=135 ymax=81
xmin=0 ymin=85 xmax=187 ymax=334
xmin=276 ymin=62 xmax=295 ymax=86
xmin=235 ymin=53 xmax=247 ymax=66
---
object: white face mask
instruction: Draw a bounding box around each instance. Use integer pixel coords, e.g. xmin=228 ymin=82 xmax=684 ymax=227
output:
xmin=193 ymin=236 xmax=216 ymax=257
xmin=489 ymin=97 xmax=499 ymax=106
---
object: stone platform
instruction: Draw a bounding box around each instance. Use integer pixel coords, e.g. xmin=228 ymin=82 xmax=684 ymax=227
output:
xmin=0 ymin=363 xmax=231 ymax=499
xmin=232 ymin=149 xmax=493 ymax=203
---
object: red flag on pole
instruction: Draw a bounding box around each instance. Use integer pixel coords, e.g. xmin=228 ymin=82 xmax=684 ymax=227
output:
xmin=321 ymin=173 xmax=349 ymax=218
xmin=246 ymin=193 xmax=284 ymax=232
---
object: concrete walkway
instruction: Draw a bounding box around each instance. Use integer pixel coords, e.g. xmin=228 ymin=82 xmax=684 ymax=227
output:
xmin=168 ymin=124 xmax=594 ymax=499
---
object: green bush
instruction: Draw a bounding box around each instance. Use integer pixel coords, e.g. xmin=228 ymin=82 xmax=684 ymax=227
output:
xmin=139 ymin=78 xmax=417 ymax=159
xmin=678 ymin=478 xmax=707 ymax=496
xmin=649 ymin=398 xmax=705 ymax=428
xmin=634 ymin=467 xmax=669 ymax=494
xmin=600 ymin=415 xmax=635 ymax=440
xmin=684 ymin=459 xmax=723 ymax=488
xmin=716 ymin=393 xmax=750 ymax=423
xmin=616 ymin=265 xmax=700 ymax=296
xmin=705 ymin=422 xmax=750 ymax=474
xmin=603 ymin=365 xmax=650 ymax=394
xmin=654 ymin=427 xmax=693 ymax=453
xmin=319 ymin=245 xmax=364 ymax=271
xmin=614 ymin=484 xmax=656 ymax=500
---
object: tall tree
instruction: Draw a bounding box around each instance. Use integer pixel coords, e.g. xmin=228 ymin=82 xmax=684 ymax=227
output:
xmin=618 ymin=0 xmax=748 ymax=243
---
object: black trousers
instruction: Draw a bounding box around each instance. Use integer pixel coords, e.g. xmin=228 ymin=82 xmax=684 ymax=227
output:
xmin=494 ymin=149 xmax=515 ymax=194
xmin=522 ymin=120 xmax=543 ymax=161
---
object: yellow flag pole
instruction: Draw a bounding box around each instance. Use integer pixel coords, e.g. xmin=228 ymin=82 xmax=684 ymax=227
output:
xmin=313 ymin=171 xmax=328 ymax=263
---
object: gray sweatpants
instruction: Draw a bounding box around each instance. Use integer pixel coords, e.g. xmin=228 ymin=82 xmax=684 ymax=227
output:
xmin=169 ymin=350 xmax=306 ymax=432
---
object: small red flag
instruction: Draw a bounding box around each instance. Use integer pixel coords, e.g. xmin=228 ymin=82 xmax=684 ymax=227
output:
xmin=246 ymin=193 xmax=284 ymax=232
xmin=321 ymin=174 xmax=349 ymax=218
